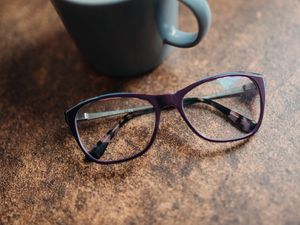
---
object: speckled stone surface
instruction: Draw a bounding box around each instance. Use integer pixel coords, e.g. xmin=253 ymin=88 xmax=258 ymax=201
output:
xmin=1 ymin=0 xmax=300 ymax=224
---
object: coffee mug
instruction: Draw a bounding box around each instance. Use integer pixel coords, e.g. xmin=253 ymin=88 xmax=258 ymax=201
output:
xmin=51 ymin=0 xmax=211 ymax=76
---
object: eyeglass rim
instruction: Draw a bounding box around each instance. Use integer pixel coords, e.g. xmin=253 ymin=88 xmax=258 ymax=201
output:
xmin=65 ymin=71 xmax=265 ymax=164
xmin=176 ymin=73 xmax=265 ymax=142
xmin=65 ymin=95 xmax=160 ymax=164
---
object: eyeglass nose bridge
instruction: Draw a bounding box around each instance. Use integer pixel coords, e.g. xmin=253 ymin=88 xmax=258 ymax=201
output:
xmin=155 ymin=93 xmax=181 ymax=110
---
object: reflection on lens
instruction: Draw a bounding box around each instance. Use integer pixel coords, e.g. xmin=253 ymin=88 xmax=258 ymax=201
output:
xmin=183 ymin=76 xmax=261 ymax=140
xmin=76 ymin=97 xmax=155 ymax=162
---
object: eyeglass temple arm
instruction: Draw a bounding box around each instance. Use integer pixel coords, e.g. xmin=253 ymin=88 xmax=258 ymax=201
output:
xmin=77 ymin=83 xmax=257 ymax=121
xmin=84 ymin=83 xmax=257 ymax=159
xmin=77 ymin=105 xmax=153 ymax=121
xmin=187 ymin=82 xmax=258 ymax=132
xmin=203 ymin=82 xmax=257 ymax=100
xmin=87 ymin=107 xmax=155 ymax=159
xmin=183 ymin=97 xmax=257 ymax=133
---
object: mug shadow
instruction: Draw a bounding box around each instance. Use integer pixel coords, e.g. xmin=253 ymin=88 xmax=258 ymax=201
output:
xmin=0 ymin=30 xmax=153 ymax=180
xmin=1 ymin=32 xmax=148 ymax=114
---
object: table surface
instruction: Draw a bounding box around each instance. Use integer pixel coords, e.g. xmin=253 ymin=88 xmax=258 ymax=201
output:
xmin=1 ymin=0 xmax=300 ymax=224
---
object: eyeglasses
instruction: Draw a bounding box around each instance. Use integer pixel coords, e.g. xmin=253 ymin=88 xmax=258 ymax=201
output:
xmin=65 ymin=72 xmax=265 ymax=164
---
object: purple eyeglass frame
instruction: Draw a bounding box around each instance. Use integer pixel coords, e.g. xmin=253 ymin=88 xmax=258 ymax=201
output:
xmin=65 ymin=71 xmax=265 ymax=164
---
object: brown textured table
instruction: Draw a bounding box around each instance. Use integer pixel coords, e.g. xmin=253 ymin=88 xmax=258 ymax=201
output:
xmin=1 ymin=0 xmax=300 ymax=224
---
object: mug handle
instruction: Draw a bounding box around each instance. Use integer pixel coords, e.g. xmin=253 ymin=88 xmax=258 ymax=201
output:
xmin=163 ymin=0 xmax=211 ymax=48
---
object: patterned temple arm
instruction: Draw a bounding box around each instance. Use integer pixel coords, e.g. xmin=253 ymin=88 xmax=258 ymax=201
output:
xmin=78 ymin=83 xmax=258 ymax=159
xmin=203 ymin=82 xmax=257 ymax=100
xmin=183 ymin=98 xmax=257 ymax=133
xmin=86 ymin=107 xmax=155 ymax=159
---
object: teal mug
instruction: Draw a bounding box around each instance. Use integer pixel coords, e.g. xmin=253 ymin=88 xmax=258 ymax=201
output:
xmin=51 ymin=0 xmax=211 ymax=76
